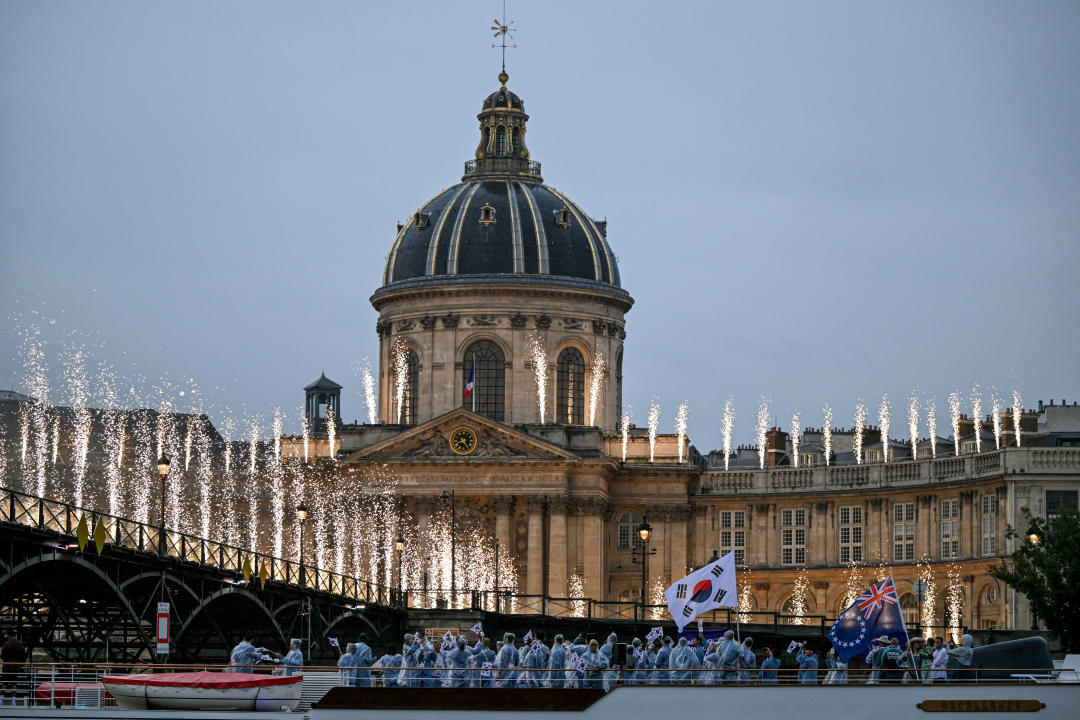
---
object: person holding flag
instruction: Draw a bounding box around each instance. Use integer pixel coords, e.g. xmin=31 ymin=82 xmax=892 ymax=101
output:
xmin=664 ymin=551 xmax=738 ymax=631
xmin=827 ymin=574 xmax=909 ymax=669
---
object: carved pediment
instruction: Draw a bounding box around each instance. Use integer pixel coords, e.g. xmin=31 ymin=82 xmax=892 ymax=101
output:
xmin=347 ymin=408 xmax=578 ymax=462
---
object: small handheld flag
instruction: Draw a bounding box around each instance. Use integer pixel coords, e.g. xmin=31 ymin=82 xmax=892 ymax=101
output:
xmin=481 ymin=661 xmax=493 ymax=677
xmin=646 ymin=627 xmax=663 ymax=643
xmin=523 ymin=630 xmax=533 ymax=644
xmin=697 ymin=619 xmax=704 ymax=634
xmin=471 ymin=622 xmax=483 ymax=635
xmin=786 ymin=640 xmax=801 ymax=654
xmin=328 ymin=637 xmax=339 ymax=648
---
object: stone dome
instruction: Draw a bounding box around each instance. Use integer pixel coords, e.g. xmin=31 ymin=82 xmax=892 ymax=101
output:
xmin=380 ymin=73 xmax=622 ymax=291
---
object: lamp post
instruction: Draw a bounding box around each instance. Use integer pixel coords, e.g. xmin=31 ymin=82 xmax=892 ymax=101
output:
xmin=632 ymin=516 xmax=656 ymax=621
xmin=296 ymin=502 xmax=309 ymax=585
xmin=156 ymin=456 xmax=170 ymax=556
xmin=1027 ymin=527 xmax=1040 ymax=545
xmin=440 ymin=489 xmax=456 ymax=605
xmin=395 ymin=535 xmax=405 ymax=605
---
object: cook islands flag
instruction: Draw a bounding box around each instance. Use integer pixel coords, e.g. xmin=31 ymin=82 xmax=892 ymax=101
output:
xmin=664 ymin=550 xmax=738 ymax=630
xmin=828 ymin=574 xmax=907 ymax=662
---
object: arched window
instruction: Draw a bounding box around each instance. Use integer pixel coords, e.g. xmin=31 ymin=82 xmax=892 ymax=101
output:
xmin=511 ymin=127 xmax=520 ymax=154
xmin=617 ymin=511 xmax=642 ymax=550
xmin=556 ymin=347 xmax=585 ymax=425
xmin=396 ymin=348 xmax=419 ymax=426
xmin=899 ymin=592 xmax=919 ymax=630
xmin=462 ymin=340 xmax=505 ymax=421
xmin=495 ymin=126 xmax=508 ymax=156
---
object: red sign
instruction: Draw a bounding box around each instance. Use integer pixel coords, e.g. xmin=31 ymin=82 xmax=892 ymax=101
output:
xmin=156 ymin=602 xmax=169 ymax=655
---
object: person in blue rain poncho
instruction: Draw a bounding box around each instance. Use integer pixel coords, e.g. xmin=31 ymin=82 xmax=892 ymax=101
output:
xmin=670 ymin=637 xmax=702 ymax=685
xmin=796 ymin=644 xmax=819 ymax=685
xmin=570 ymin=638 xmax=609 ymax=690
xmin=690 ymin=635 xmax=706 ymax=666
xmin=759 ymin=647 xmax=780 ymax=684
xmin=716 ymin=630 xmax=740 ymax=684
xmin=351 ymin=634 xmax=374 ymax=687
xmin=337 ymin=643 xmax=356 ymax=685
xmin=228 ymin=636 xmax=262 ymax=673
xmin=599 ymin=633 xmax=617 ymax=665
xmin=470 ymin=636 xmax=496 ymax=688
xmin=280 ymin=639 xmax=303 ymax=676
xmin=737 ymin=638 xmax=756 ymax=683
xmin=702 ymin=640 xmax=723 ymax=685
xmin=495 ymin=633 xmax=519 ymax=688
xmin=374 ymin=646 xmax=403 ymax=687
xmin=444 ymin=636 xmax=473 ymax=688
xmin=547 ymin=635 xmax=568 ymax=689
xmin=417 ymin=640 xmax=439 ymax=688
xmin=520 ymin=639 xmax=549 ymax=688
xmin=654 ymin=636 xmax=673 ymax=685
xmin=401 ymin=634 xmax=422 ymax=688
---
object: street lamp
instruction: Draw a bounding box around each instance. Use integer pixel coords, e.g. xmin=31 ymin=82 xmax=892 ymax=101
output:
xmin=632 ymin=515 xmax=657 ymax=620
xmin=296 ymin=503 xmax=309 ymax=584
xmin=395 ymin=535 xmax=405 ymax=604
xmin=440 ymin=489 xmax=456 ymax=605
xmin=156 ymin=456 xmax=170 ymax=556
xmin=1027 ymin=527 xmax=1040 ymax=545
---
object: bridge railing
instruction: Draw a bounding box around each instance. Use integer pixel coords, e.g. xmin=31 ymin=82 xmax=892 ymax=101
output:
xmin=0 ymin=485 xmax=391 ymax=605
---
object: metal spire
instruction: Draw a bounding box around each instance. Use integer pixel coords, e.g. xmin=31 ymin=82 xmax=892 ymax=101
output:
xmin=490 ymin=0 xmax=516 ymax=81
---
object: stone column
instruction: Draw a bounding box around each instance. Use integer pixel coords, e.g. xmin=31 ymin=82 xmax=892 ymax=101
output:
xmin=668 ymin=505 xmax=689 ymax=577
xmin=494 ymin=496 xmax=513 ymax=561
xmin=525 ymin=497 xmax=545 ymax=596
xmin=582 ymin=498 xmax=606 ymax=600
xmin=547 ymin=496 xmax=568 ymax=598
xmin=757 ymin=504 xmax=773 ymax=567
xmin=960 ymin=490 xmax=976 ymax=559
xmin=867 ymin=499 xmax=884 ymax=562
xmin=693 ymin=505 xmax=708 ymax=568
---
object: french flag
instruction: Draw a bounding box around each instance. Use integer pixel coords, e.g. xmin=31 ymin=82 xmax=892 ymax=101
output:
xmin=464 ymin=357 xmax=475 ymax=400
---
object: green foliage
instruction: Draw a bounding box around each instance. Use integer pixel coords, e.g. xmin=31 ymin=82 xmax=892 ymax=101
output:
xmin=992 ymin=509 xmax=1080 ymax=652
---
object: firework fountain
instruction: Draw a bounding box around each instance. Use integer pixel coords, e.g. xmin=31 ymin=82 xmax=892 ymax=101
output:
xmin=948 ymin=391 xmax=962 ymax=456
xmin=786 ymin=412 xmax=799 ymax=467
xmin=946 ymin=562 xmax=963 ymax=643
xmin=822 ymin=403 xmax=832 ymax=466
xmin=916 ymin=557 xmax=936 ymax=639
xmin=853 ymin=402 xmax=867 ymax=464
xmin=326 ymin=405 xmax=337 ymax=460
xmin=528 ymin=334 xmax=548 ymax=424
xmin=908 ymin=392 xmax=919 ymax=460
xmin=878 ymin=395 xmax=891 ymax=463
xmin=569 ymin=573 xmax=586 ymax=617
xmin=1012 ymin=389 xmax=1023 ymax=447
xmin=65 ymin=347 xmax=92 ymax=508
xmin=362 ymin=361 xmax=377 ymax=425
xmin=790 ymin=569 xmax=809 ymax=625
xmin=271 ymin=408 xmax=286 ymax=559
xmin=722 ymin=398 xmax=735 ymax=471
xmin=195 ymin=415 xmax=213 ymax=540
xmin=971 ymin=387 xmax=983 ymax=453
xmin=393 ymin=340 xmax=409 ymax=425
xmin=587 ymin=353 xmax=605 ymax=427
xmin=620 ymin=407 xmax=630 ymax=462
xmin=738 ymin=565 xmax=754 ymax=623
xmin=843 ymin=560 xmax=863 ymax=608
xmin=756 ymin=397 xmax=769 ymax=470
xmin=991 ymin=394 xmax=1002 ymax=450
xmin=927 ymin=399 xmax=938 ymax=458
xmin=675 ymin=402 xmax=688 ymax=463
xmin=647 ymin=400 xmax=660 ymax=463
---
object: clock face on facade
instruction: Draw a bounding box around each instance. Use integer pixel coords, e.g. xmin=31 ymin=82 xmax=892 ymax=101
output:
xmin=449 ymin=426 xmax=478 ymax=455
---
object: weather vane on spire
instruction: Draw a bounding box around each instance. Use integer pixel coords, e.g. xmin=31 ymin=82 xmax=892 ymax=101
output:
xmin=490 ymin=0 xmax=516 ymax=80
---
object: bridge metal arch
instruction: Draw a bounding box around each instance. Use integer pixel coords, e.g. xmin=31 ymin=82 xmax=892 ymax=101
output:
xmin=0 ymin=553 xmax=154 ymax=657
xmin=172 ymin=586 xmax=287 ymax=652
xmin=326 ymin=610 xmax=382 ymax=641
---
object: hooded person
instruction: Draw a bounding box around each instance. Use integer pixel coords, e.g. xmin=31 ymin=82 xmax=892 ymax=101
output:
xmin=654 ymin=636 xmax=674 ymax=685
xmin=352 ymin=633 xmax=374 ymax=688
xmin=737 ymin=637 xmax=756 ymax=684
xmin=716 ymin=630 xmax=740 ymax=684
xmin=402 ymin=633 xmax=422 ymax=688
xmin=702 ymin=640 xmax=722 ymax=685
xmin=670 ymin=637 xmax=702 ymax=685
xmin=628 ymin=637 xmax=651 ymax=685
xmin=374 ymin=646 xmax=403 ymax=688
xmin=495 ymin=633 xmax=519 ymax=688
xmin=600 ymin=633 xmax=618 ymax=665
xmin=281 ymin=639 xmax=304 ymax=677
xmin=228 ymin=636 xmax=261 ymax=673
xmin=572 ymin=638 xmax=609 ymax=690
xmin=443 ymin=636 xmax=473 ymax=688
xmin=946 ymin=634 xmax=975 ymax=681
xmin=547 ymin=634 xmax=568 ymax=689
xmin=470 ymin=636 xmax=496 ymax=688
xmin=417 ymin=637 xmax=439 ymax=688
xmin=521 ymin=637 xmax=550 ymax=688
xmin=338 ymin=643 xmax=357 ymax=685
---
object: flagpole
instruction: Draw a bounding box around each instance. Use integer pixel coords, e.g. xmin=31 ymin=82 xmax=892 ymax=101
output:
xmin=471 ymin=353 xmax=476 ymax=413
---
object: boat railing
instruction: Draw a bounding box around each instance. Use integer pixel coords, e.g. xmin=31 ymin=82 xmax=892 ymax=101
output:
xmin=1 ymin=661 xmax=1076 ymax=708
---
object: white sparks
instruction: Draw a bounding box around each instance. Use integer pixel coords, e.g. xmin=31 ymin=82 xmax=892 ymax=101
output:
xmin=789 ymin=411 xmax=800 ymax=468
xmin=587 ymin=353 xmax=605 ymax=427
xmin=927 ymin=400 xmax=937 ymax=458
xmin=327 ymin=405 xmax=337 ymax=460
xmin=362 ymin=361 xmax=377 ymax=425
xmin=393 ymin=340 xmax=409 ymax=424
xmin=756 ymin=397 xmax=769 ymax=470
xmin=917 ymin=557 xmax=936 ymax=639
xmin=273 ymin=407 xmax=283 ymax=461
xmin=647 ymin=400 xmax=660 ymax=463
xmin=620 ymin=407 xmax=631 ymax=462
xmin=675 ymin=402 xmax=688 ymax=464
xmin=948 ymin=391 xmax=961 ymax=456
xmin=908 ymin=392 xmax=919 ymax=460
xmin=1012 ymin=388 xmax=1023 ymax=447
xmin=195 ymin=416 xmax=213 ymax=539
xmin=991 ymin=394 xmax=1002 ymax=450
xmin=529 ymin=334 xmax=548 ymax=424
xmin=722 ymin=398 xmax=735 ymax=471
xmin=878 ymin=395 xmax=891 ymax=463
xmin=853 ymin=402 xmax=867 ymax=465
xmin=300 ymin=409 xmax=310 ymax=463
xmin=822 ymin=403 xmax=832 ymax=466
xmin=971 ymin=386 xmax=982 ymax=453
xmin=947 ymin=562 xmax=963 ymax=644
xmin=790 ymin=569 xmax=809 ymax=625
xmin=64 ymin=347 xmax=91 ymax=509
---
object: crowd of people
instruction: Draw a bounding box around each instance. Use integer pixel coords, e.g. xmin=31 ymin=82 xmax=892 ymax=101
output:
xmin=226 ymin=629 xmax=978 ymax=688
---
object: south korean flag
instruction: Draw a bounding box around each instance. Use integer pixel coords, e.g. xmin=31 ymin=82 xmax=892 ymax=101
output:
xmin=663 ymin=550 xmax=738 ymax=630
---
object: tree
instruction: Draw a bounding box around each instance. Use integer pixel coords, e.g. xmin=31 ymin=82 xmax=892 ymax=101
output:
xmin=992 ymin=509 xmax=1080 ymax=652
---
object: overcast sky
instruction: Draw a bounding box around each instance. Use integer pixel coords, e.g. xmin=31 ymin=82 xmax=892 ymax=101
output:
xmin=2 ymin=1 xmax=1078 ymax=448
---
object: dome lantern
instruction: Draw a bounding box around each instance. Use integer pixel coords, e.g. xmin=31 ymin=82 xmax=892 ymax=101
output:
xmin=466 ymin=72 xmax=541 ymax=182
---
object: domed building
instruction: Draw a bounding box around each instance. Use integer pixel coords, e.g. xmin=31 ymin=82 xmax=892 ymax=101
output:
xmin=373 ymin=70 xmax=631 ymax=430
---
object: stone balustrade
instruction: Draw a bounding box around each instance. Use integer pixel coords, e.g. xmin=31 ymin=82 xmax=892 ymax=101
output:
xmin=696 ymin=447 xmax=1079 ymax=496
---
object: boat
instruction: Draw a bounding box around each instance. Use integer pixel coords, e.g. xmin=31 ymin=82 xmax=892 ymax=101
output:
xmin=100 ymin=671 xmax=302 ymax=711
